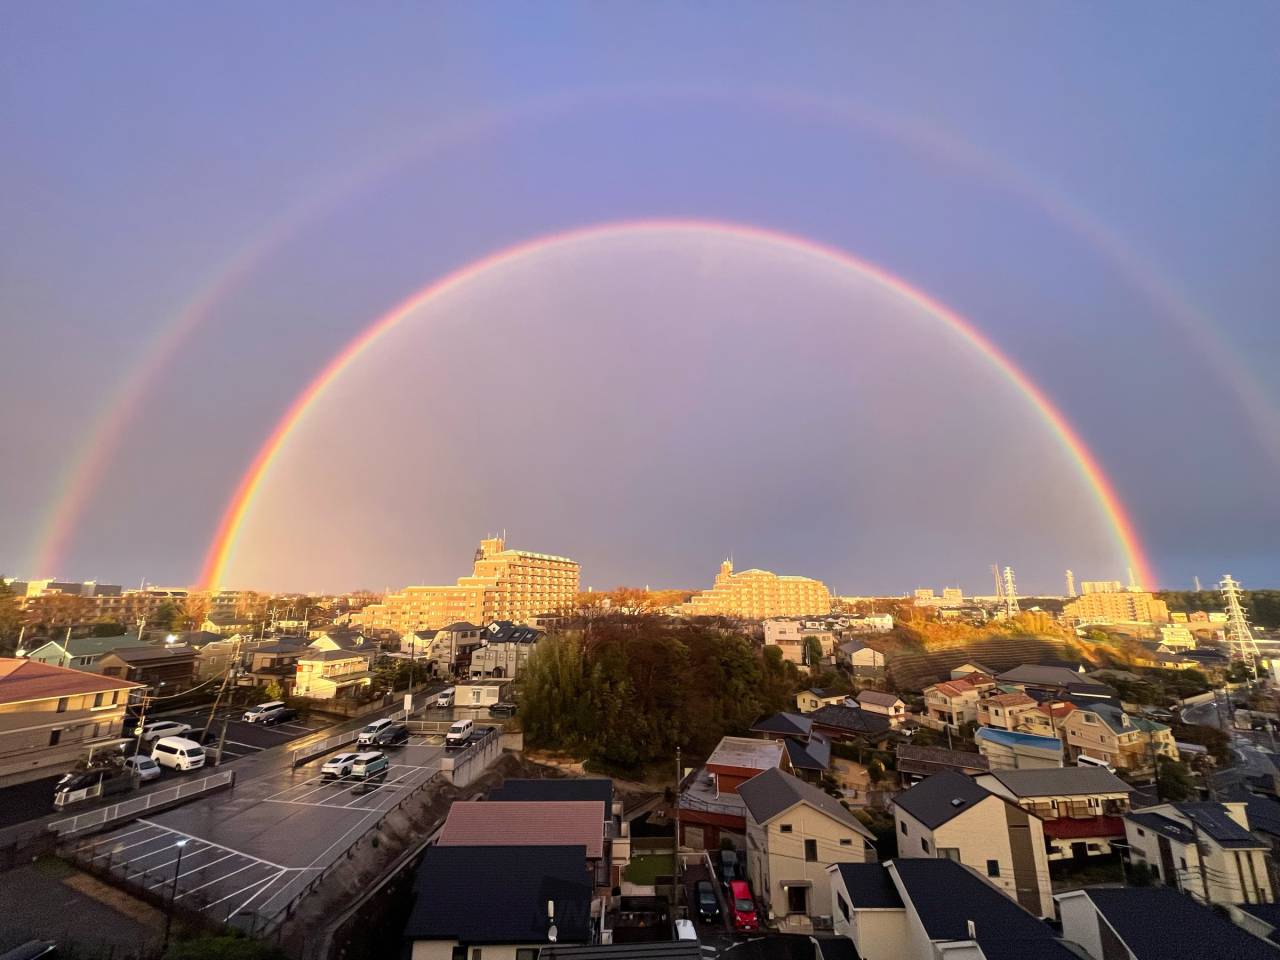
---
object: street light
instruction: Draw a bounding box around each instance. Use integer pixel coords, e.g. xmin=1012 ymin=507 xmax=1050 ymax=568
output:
xmin=161 ymin=838 xmax=190 ymax=952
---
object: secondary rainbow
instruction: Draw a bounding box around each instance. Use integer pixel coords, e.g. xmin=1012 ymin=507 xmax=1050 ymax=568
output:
xmin=199 ymin=218 xmax=1156 ymax=591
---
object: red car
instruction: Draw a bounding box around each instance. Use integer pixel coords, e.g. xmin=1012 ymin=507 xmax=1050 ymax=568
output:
xmin=728 ymin=879 xmax=759 ymax=932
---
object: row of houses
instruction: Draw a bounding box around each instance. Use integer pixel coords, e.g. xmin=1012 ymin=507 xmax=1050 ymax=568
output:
xmin=397 ymin=620 xmax=545 ymax=679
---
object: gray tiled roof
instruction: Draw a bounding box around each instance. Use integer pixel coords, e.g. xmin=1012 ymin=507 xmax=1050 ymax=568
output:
xmin=833 ymin=863 xmax=902 ymax=908
xmin=808 ymin=704 xmax=892 ymax=737
xmin=985 ymin=766 xmax=1133 ymax=798
xmin=892 ymin=771 xmax=994 ymax=829
xmin=1080 ymin=887 xmax=1280 ymax=960
xmin=736 ymin=767 xmax=872 ymax=838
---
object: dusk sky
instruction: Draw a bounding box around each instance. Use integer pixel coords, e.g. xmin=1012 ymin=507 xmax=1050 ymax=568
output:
xmin=2 ymin=4 xmax=1278 ymax=595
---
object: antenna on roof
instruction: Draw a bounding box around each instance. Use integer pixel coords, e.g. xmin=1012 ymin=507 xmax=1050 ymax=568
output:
xmin=966 ymin=920 xmax=976 ymax=939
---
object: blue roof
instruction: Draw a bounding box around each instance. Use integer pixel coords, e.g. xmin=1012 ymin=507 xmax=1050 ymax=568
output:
xmin=974 ymin=727 xmax=1063 ymax=751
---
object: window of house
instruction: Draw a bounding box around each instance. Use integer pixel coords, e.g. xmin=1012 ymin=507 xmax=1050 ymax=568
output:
xmin=805 ymin=839 xmax=818 ymax=862
xmin=470 ymin=948 xmax=482 ymax=960
xmin=515 ymin=951 xmax=537 ymax=960
xmin=1180 ymin=857 xmax=1187 ymax=870
xmin=780 ymin=824 xmax=793 ymax=833
xmin=451 ymin=948 xmax=466 ymax=960
xmin=986 ymin=860 xmax=1000 ymax=877
xmin=837 ymin=892 xmax=850 ymax=922
xmin=56 ymin=697 xmax=68 ymax=713
xmin=840 ymin=838 xmax=853 ymax=846
xmin=900 ymin=821 xmax=907 ymax=835
xmin=93 ymin=692 xmax=104 ymax=708
xmin=921 ymin=838 xmax=930 ymax=854
xmin=49 ymin=729 xmax=61 ymax=746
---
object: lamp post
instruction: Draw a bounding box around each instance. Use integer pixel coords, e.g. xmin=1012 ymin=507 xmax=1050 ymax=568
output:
xmin=162 ymin=838 xmax=189 ymax=953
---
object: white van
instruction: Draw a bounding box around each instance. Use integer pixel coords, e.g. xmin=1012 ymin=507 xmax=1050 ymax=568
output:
xmin=151 ymin=736 xmax=206 ymax=772
xmin=243 ymin=701 xmax=287 ymax=723
xmin=444 ymin=718 xmax=474 ymax=750
xmin=436 ymin=687 xmax=455 ymax=708
xmin=1076 ymin=754 xmax=1116 ymax=773
xmin=358 ymin=718 xmax=394 ymax=746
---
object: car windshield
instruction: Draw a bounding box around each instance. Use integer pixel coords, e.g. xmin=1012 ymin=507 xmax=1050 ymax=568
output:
xmin=362 ymin=723 xmax=383 ymax=733
xmin=735 ymin=898 xmax=754 ymax=912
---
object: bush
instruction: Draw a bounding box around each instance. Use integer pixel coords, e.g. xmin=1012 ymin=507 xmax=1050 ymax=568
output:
xmin=164 ymin=934 xmax=287 ymax=960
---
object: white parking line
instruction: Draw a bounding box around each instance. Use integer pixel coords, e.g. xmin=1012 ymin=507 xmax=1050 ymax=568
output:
xmin=136 ymin=820 xmax=290 ymax=871
xmin=222 ymin=740 xmax=264 ymax=751
xmin=202 ymin=868 xmax=283 ymax=913
xmin=87 ymin=823 xmax=159 ymax=847
xmin=91 ymin=828 xmax=168 ymax=859
xmin=222 ymin=870 xmax=288 ymax=922
xmin=135 ymin=842 xmax=214 ymax=873
xmin=262 ymin=797 xmax=381 ymax=812
xmin=174 ymin=860 xmax=262 ymax=901
xmin=147 ymin=850 xmax=235 ymax=889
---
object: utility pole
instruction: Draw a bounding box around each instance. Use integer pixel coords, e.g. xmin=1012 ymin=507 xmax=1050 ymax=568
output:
xmin=674 ymin=745 xmax=682 ymax=910
xmin=202 ymin=634 xmax=243 ymax=743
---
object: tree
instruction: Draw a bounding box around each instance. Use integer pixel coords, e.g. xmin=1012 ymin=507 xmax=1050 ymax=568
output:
xmin=264 ymin=681 xmax=284 ymax=701
xmin=0 ymin=582 xmax=21 ymax=656
xmin=179 ymin=593 xmax=212 ymax=631
xmin=802 ymin=636 xmax=824 ymax=668
xmin=152 ymin=601 xmax=184 ymax=633
xmin=1156 ymin=756 xmax=1195 ymax=802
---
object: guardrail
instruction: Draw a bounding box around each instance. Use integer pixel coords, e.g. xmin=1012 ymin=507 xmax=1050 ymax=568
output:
xmin=290 ymin=691 xmax=441 ymax=767
xmin=48 ymin=770 xmax=236 ymax=837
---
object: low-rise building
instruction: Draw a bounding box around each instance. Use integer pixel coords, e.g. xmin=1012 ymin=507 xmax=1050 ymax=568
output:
xmin=96 ymin=644 xmax=197 ymax=692
xmin=976 ymin=691 xmax=1038 ymax=731
xmin=891 ymin=771 xmax=1053 ymax=917
xmin=293 ymin=649 xmax=372 ymax=699
xmin=0 ymin=658 xmax=140 ymax=786
xmin=1056 ymin=886 xmax=1279 ymax=960
xmin=974 ymin=727 xmax=1064 ymax=771
xmin=19 ymin=633 xmax=144 ymax=673
xmin=807 ymin=704 xmax=892 ymax=745
xmin=738 ymin=767 xmax=876 ymax=932
xmin=796 ymin=688 xmax=846 ymax=713
xmin=765 ymin=619 xmax=836 ymax=665
xmin=238 ymin=641 xmax=305 ymax=691
xmin=487 ymin=777 xmax=628 ymax=882
xmin=468 ymin=621 xmax=543 ymax=679
xmin=678 ymin=736 xmax=789 ymax=848
xmin=895 ymin=745 xmax=989 ymax=787
xmin=856 ymin=690 xmax=907 ymax=726
xmin=1124 ymin=800 xmax=1274 ymax=905
xmin=976 ymin=767 xmax=1133 ymax=860
xmin=996 ymin=664 xmax=1114 ymax=699
xmin=836 ymin=639 xmax=886 ymax=681
xmin=1016 ymin=699 xmax=1075 ymax=739
xmin=1063 ymin=702 xmax=1178 ymax=774
xmin=455 ymin=678 xmax=511 ymax=709
xmin=921 ymin=674 xmax=995 ymax=731
xmin=403 ymin=844 xmax=592 ymax=959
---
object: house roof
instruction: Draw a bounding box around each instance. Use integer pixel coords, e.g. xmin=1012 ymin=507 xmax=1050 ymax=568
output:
xmin=1071 ymin=701 xmax=1169 ymax=735
xmin=838 ymin=639 xmax=868 ymax=654
xmin=1241 ymin=792 xmax=1280 ymax=839
xmin=404 ymin=844 xmax=591 ymax=944
xmin=996 ymin=664 xmax=1087 ymax=686
xmin=488 ymin=778 xmax=613 ymax=821
xmin=484 ymin=620 xmax=544 ymax=644
xmin=892 ymin=771 xmax=996 ymax=829
xmin=807 ymin=704 xmax=891 ymax=737
xmin=1075 ymin=887 xmax=1280 ymax=960
xmin=706 ymin=736 xmax=784 ymax=771
xmin=0 ymin=657 xmax=141 ymax=702
xmin=930 ymin=678 xmax=982 ymax=698
xmin=299 ymin=648 xmax=367 ymax=662
xmin=437 ymin=800 xmax=604 ymax=857
xmin=856 ymin=690 xmax=902 ymax=709
xmin=889 ymin=858 xmax=1055 ymax=943
xmin=441 ymin=621 xmax=482 ymax=632
xmin=1238 ymin=903 xmax=1280 ymax=942
xmin=737 ymin=767 xmax=873 ymax=839
xmin=1127 ymin=811 xmax=1197 ymax=845
xmin=784 ymin=733 xmax=831 ymax=771
xmin=982 ymin=692 xmax=1037 ymax=709
xmin=1175 ymin=801 xmax=1264 ymax=848
xmin=173 ymin=630 xmax=224 ymax=648
xmin=973 ymin=727 xmax=1064 ymax=756
xmin=751 ymin=712 xmax=813 ymax=738
xmin=248 ymin=641 xmax=305 ymax=655
xmin=983 ymin=767 xmax=1132 ymax=798
xmin=833 ymin=863 xmax=902 ymax=908
xmin=102 ymin=644 xmax=195 ymax=664
xmin=895 ymin=744 xmax=989 ymax=774
xmin=24 ymin=633 xmax=142 ymax=659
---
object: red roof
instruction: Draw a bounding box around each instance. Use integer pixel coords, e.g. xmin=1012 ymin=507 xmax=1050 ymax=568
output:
xmin=1043 ymin=815 xmax=1126 ymax=840
xmin=437 ymin=800 xmax=603 ymax=857
xmin=0 ymin=657 xmax=141 ymax=703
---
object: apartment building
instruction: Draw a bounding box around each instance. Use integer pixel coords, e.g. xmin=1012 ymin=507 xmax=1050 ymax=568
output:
xmin=357 ymin=537 xmax=580 ymax=633
xmin=293 ymin=649 xmax=372 ymax=699
xmin=921 ymin=674 xmax=996 ymax=731
xmin=977 ymin=767 xmax=1134 ymax=860
xmin=764 ymin=618 xmax=836 ymax=664
xmin=1125 ymin=801 xmax=1273 ymax=905
xmin=892 ymin=771 xmax=1053 ymax=918
xmin=680 ymin=560 xmax=831 ymax=620
xmin=1063 ymin=702 xmax=1178 ymax=774
xmin=468 ymin=621 xmax=543 ymax=679
xmin=1063 ymin=591 xmax=1170 ymax=625
xmin=0 ymin=658 xmax=140 ymax=786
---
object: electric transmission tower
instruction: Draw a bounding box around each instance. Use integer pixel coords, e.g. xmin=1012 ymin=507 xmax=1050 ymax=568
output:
xmin=1220 ymin=575 xmax=1261 ymax=673
xmin=1002 ymin=566 xmax=1020 ymax=619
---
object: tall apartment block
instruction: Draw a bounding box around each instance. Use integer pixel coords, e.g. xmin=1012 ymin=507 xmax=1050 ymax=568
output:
xmin=356 ymin=537 xmax=580 ymax=634
xmin=1063 ymin=590 xmax=1170 ymax=625
xmin=679 ymin=559 xmax=831 ymax=620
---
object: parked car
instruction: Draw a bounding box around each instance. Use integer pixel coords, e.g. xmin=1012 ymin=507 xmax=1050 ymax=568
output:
xmin=728 ymin=880 xmax=759 ymax=932
xmin=372 ymin=722 xmax=409 ymax=747
xmin=350 ymin=751 xmax=389 ymax=780
xmin=242 ymin=701 xmax=287 ymax=723
xmin=52 ymin=766 xmax=136 ymax=809
xmin=151 ymin=737 xmax=206 ymax=772
xmin=696 ymin=880 xmax=721 ymax=922
xmin=444 ymin=718 xmax=474 ymax=750
xmin=1076 ymin=754 xmax=1117 ymax=773
xmin=719 ymin=849 xmax=742 ymax=889
xmin=436 ymin=687 xmax=455 ymax=708
xmin=262 ymin=707 xmax=299 ymax=726
xmin=123 ymin=755 xmax=162 ymax=782
xmin=321 ymin=752 xmax=361 ymax=779
xmin=358 ymin=718 xmax=395 ymax=746
xmin=489 ymin=701 xmax=517 ymax=718
xmin=139 ymin=720 xmax=192 ymax=742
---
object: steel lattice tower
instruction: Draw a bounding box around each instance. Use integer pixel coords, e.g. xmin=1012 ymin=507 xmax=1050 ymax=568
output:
xmin=1220 ymin=575 xmax=1261 ymax=672
xmin=1002 ymin=566 xmax=1020 ymax=619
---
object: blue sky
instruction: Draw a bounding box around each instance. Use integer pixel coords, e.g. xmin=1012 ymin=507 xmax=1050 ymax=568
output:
xmin=2 ymin=3 xmax=1277 ymax=593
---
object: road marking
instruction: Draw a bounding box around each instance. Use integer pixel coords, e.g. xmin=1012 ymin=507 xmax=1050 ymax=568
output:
xmin=91 ymin=828 xmax=168 ymax=859
xmin=133 ymin=842 xmax=213 ymax=873
xmin=223 ymin=870 xmax=289 ymax=922
xmin=87 ymin=823 xmax=158 ymax=846
xmin=222 ymin=740 xmax=264 ymax=751
xmin=174 ymin=861 xmax=262 ymax=900
xmin=137 ymin=819 xmax=290 ymax=871
xmin=147 ymin=850 xmax=235 ymax=889
xmin=262 ymin=797 xmax=381 ymax=812
xmin=199 ymin=868 xmax=281 ymax=913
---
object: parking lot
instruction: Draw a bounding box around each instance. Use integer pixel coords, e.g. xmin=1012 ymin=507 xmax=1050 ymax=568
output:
xmin=74 ymin=734 xmax=447 ymax=930
xmin=148 ymin=706 xmax=332 ymax=763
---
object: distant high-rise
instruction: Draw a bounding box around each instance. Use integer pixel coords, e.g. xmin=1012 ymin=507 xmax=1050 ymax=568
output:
xmin=1080 ymin=580 xmax=1123 ymax=595
xmin=1063 ymin=590 xmax=1169 ymax=625
xmin=1065 ymin=570 xmax=1076 ymax=598
xmin=679 ymin=559 xmax=830 ymax=620
xmin=356 ymin=537 xmax=579 ymax=633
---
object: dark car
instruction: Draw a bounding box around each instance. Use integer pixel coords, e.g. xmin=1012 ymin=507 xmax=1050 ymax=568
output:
xmin=696 ymin=880 xmax=720 ymax=922
xmin=376 ymin=722 xmax=410 ymax=747
xmin=489 ymin=701 xmax=517 ymax=718
xmin=719 ymin=849 xmax=742 ymax=889
xmin=263 ymin=708 xmax=299 ymax=726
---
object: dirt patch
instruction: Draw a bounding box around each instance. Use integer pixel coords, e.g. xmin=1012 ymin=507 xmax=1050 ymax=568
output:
xmin=64 ymin=871 xmax=166 ymax=927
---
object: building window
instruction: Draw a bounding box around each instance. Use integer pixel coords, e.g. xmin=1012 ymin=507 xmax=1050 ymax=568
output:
xmin=56 ymin=697 xmax=68 ymax=713
xmin=515 ymin=951 xmax=537 ymax=960
xmin=840 ymin=838 xmax=853 ymax=846
xmin=804 ymin=839 xmax=818 ymax=862
xmin=49 ymin=729 xmax=61 ymax=746
xmin=900 ymin=821 xmax=908 ymax=835
xmin=921 ymin=838 xmax=930 ymax=854
xmin=837 ymin=892 xmax=850 ymax=922
xmin=780 ymin=824 xmax=793 ymax=833
xmin=471 ymin=949 xmax=482 ymax=960
xmin=93 ymin=692 xmax=104 ymax=708
xmin=986 ymin=860 xmax=1000 ymax=877
xmin=451 ymin=949 xmax=466 ymax=960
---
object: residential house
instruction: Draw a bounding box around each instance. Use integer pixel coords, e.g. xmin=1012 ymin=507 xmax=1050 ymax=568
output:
xmin=830 ymin=858 xmax=1080 ymax=960
xmin=976 ymin=691 xmax=1038 ymax=731
xmin=308 ymin=631 xmax=375 ymax=664
xmin=97 ymin=644 xmax=197 ymax=692
xmin=976 ymin=767 xmax=1134 ymax=860
xmin=403 ymin=844 xmax=592 ymax=960
xmin=807 ymin=704 xmax=892 ymax=745
xmin=438 ymin=800 xmax=612 ymax=889
xmin=796 ymin=688 xmax=847 ymax=714
xmin=891 ymin=771 xmax=1053 ymax=917
xmin=399 ymin=630 xmax=436 ymax=659
xmin=238 ymin=641 xmax=305 ymax=691
xmin=921 ymin=675 xmax=996 ymax=732
xmin=455 ymin=679 xmax=511 ymax=709
xmin=894 ymin=745 xmax=988 ymax=787
xmin=0 ymin=658 xmax=140 ymax=786
xmin=996 ymin=664 xmax=1114 ymax=700
xmin=1055 ymin=887 xmax=1279 ymax=960
xmin=836 ymin=640 xmax=886 ymax=682
xmin=1063 ymin=702 xmax=1178 ymax=774
xmin=1124 ymin=801 xmax=1274 ymax=905
xmin=678 ymin=736 xmax=788 ymax=848
xmin=430 ymin=622 xmax=486 ymax=676
xmin=293 ymin=649 xmax=372 ymax=699
xmin=469 ymin=621 xmax=544 ymax=679
xmin=488 ymin=778 xmax=630 ymax=885
xmin=856 ymin=690 xmax=907 ymax=727
xmin=1016 ymin=699 xmax=1075 ymax=739
xmin=749 ymin=713 xmax=832 ymax=784
xmin=20 ymin=633 xmax=144 ymax=673
xmin=974 ymin=727 xmax=1064 ymax=771
xmin=764 ymin=618 xmax=836 ymax=665
xmin=193 ymin=636 xmax=242 ymax=681
xmin=949 ymin=662 xmax=994 ymax=680
xmin=739 ymin=767 xmax=876 ymax=931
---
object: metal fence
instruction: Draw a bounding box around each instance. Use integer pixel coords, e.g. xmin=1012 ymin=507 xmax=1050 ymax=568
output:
xmin=289 ymin=691 xmax=442 ymax=766
xmin=48 ymin=770 xmax=237 ymax=837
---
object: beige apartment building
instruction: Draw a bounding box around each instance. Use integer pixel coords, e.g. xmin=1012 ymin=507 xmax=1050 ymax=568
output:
xmin=357 ymin=537 xmax=580 ymax=633
xmin=680 ymin=560 xmax=831 ymax=620
xmin=1063 ymin=590 xmax=1169 ymax=624
xmin=1063 ymin=702 xmax=1178 ymax=774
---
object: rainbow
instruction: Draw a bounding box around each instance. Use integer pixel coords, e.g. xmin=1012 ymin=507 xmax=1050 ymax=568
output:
xmin=199 ymin=219 xmax=1156 ymax=591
